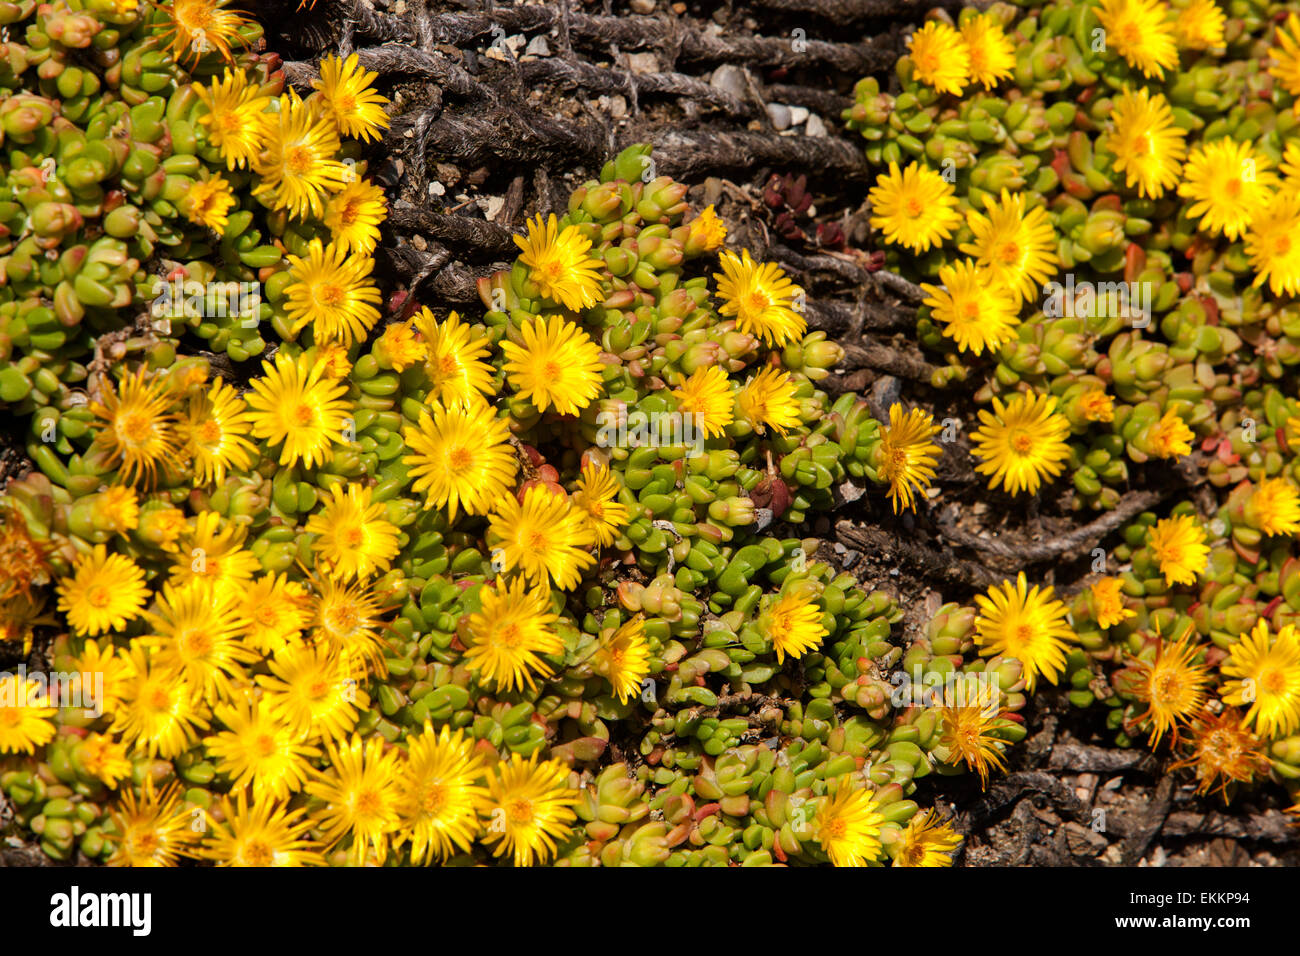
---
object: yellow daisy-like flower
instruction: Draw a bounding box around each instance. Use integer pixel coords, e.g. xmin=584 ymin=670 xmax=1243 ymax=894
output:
xmin=736 ymin=366 xmax=801 ymax=436
xmin=181 ymin=173 xmax=236 ymax=233
xmin=920 ymin=258 xmax=1020 ymax=356
xmin=480 ymin=753 xmax=579 ymax=867
xmin=971 ymin=391 xmax=1071 ymax=495
xmin=592 ymin=617 xmax=652 ymax=704
xmin=501 ymin=315 xmax=605 ymax=416
xmin=374 ymin=320 xmax=427 ymax=373
xmin=464 ymin=576 xmax=562 ymax=693
xmin=201 ymin=791 xmax=326 ymax=867
xmin=672 ymin=366 xmax=734 ymax=438
xmin=875 ymin=403 xmax=941 ymax=513
xmin=959 ymin=189 xmax=1059 ymax=305
xmin=1221 ymin=619 xmax=1300 ymax=739
xmin=892 ymin=809 xmax=961 ymax=867
xmin=1245 ymin=189 xmax=1300 ymax=297
xmin=169 ymin=511 xmax=261 ymax=597
xmin=1251 ymin=477 xmax=1300 ymax=536
xmin=397 ymin=723 xmax=490 ymax=865
xmin=89 ymin=366 xmax=181 ymax=488
xmin=936 ymin=682 xmax=1010 ymax=787
xmin=686 ymin=204 xmax=727 ymax=252
xmin=111 ymin=645 xmax=210 ymax=759
xmin=157 ymin=0 xmax=250 ymax=66
xmin=413 ymin=309 xmax=497 ymax=408
xmin=1090 ymin=576 xmax=1135 ymax=629
xmin=257 ymin=643 xmax=367 ymax=743
xmin=515 ymin=213 xmax=605 ymax=311
xmin=235 ymin=573 xmax=309 ymax=656
xmin=1269 ymin=12 xmax=1300 ymax=100
xmin=973 ymin=572 xmax=1075 ymax=691
xmin=1146 ymin=514 xmax=1210 ymax=586
xmin=1174 ymin=0 xmax=1225 ymax=49
xmin=306 ymin=483 xmax=401 ymax=580
xmin=106 ymin=779 xmax=201 ymax=867
xmin=1170 ymin=709 xmax=1269 ymax=802
xmin=74 ymin=733 xmax=132 ymax=788
xmin=306 ymin=733 xmax=403 ymax=866
xmin=1178 ymin=138 xmax=1277 ymax=241
xmin=488 ymin=486 xmax=597 ymax=592
xmin=207 ymin=696 xmax=321 ymax=802
xmin=868 ymin=161 xmax=963 ymax=254
xmin=310 ymin=574 xmax=391 ymax=679
xmin=1147 ymin=408 xmax=1194 ymax=458
xmin=143 ymin=579 xmax=256 ymax=706
xmin=1078 ymin=388 xmax=1114 ymax=423
xmin=313 ymin=52 xmax=391 ymax=142
xmin=315 ymin=342 xmax=353 ymax=379
xmin=93 ymin=485 xmax=139 ymax=534
xmin=1124 ymin=625 xmax=1210 ymax=747
xmin=763 ymin=591 xmax=827 ymax=665
xmin=245 ymin=351 xmax=351 ymax=469
xmin=251 ymin=90 xmax=349 ymax=221
xmin=572 ymin=459 xmax=630 ymax=548
xmin=323 ymin=177 xmax=387 ymax=256
xmin=194 ymin=68 xmax=272 ymax=171
xmin=183 ymin=378 xmax=257 ymax=485
xmin=1095 ymin=0 xmax=1179 ymax=79
xmin=959 ymin=12 xmax=1015 ymax=89
xmin=1106 ymin=87 xmax=1187 ymax=199
xmin=813 ymin=779 xmax=884 ymax=867
xmin=0 ymin=673 xmax=55 ymax=754
xmin=907 ymin=20 xmax=969 ymax=95
xmin=713 ymin=249 xmax=807 ymax=348
xmin=402 ymin=400 xmax=518 ymax=521
xmin=284 ymin=238 xmax=382 ymax=347
xmin=56 ymin=544 xmax=149 ymax=637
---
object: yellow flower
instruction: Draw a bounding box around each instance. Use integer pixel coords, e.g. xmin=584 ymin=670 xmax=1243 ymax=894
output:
xmin=68 ymin=637 xmax=134 ymax=717
xmin=480 ymin=753 xmax=579 ymax=867
xmin=143 ymin=579 xmax=255 ymax=706
xmin=1078 ymin=388 xmax=1114 ymax=423
xmin=971 ymin=391 xmax=1071 ymax=495
xmin=875 ymin=403 xmax=941 ymax=513
xmin=1090 ymin=576 xmax=1135 ymax=629
xmin=1269 ymin=12 xmax=1300 ymax=100
xmin=75 ymin=733 xmax=132 ymax=788
xmin=959 ymin=12 xmax=1015 ymax=89
xmin=94 ymin=485 xmax=139 ymax=534
xmin=1095 ymin=0 xmax=1179 ymax=79
xmin=501 ymin=315 xmax=605 ymax=416
xmin=306 ymin=733 xmax=403 ymax=865
xmin=1147 ymin=408 xmax=1193 ymax=458
xmin=974 ymin=572 xmax=1075 ymax=691
xmin=1251 ymin=477 xmax=1300 ymax=536
xmin=306 ymin=483 xmax=401 ymax=580
xmin=1105 ymin=87 xmax=1187 ymax=199
xmin=713 ymin=249 xmax=807 ymax=348
xmin=813 ymin=779 xmax=884 ymax=867
xmin=106 ymin=779 xmax=201 ymax=867
xmin=1245 ymin=189 xmax=1300 ymax=298
xmin=1174 ymin=0 xmax=1225 ymax=49
xmin=374 ymin=319 xmax=427 ymax=372
xmin=284 ymin=238 xmax=382 ymax=347
xmin=907 ymin=20 xmax=969 ymax=95
xmin=514 ymin=213 xmax=605 ymax=311
xmin=1169 ymin=709 xmax=1268 ymax=802
xmin=168 ymin=511 xmax=261 ymax=598
xmin=892 ymin=809 xmax=961 ymax=867
xmin=245 ymin=351 xmax=352 ymax=469
xmin=315 ymin=341 xmax=353 ymax=379
xmin=959 ymin=189 xmax=1059 ymax=305
xmin=672 ymin=366 xmax=734 ymax=438
xmin=251 ymin=90 xmax=348 ymax=220
xmin=402 ymin=400 xmax=519 ymax=521
xmin=868 ymin=161 xmax=963 ymax=254
xmin=464 ymin=577 xmax=562 ymax=693
xmin=396 ymin=723 xmax=490 ymax=865
xmin=111 ymin=645 xmax=210 ymax=759
xmin=1124 ymin=625 xmax=1210 ymax=747
xmin=181 ymin=173 xmax=236 ymax=233
xmin=201 ymin=791 xmax=325 ymax=867
xmin=1221 ymin=619 xmax=1300 ymax=738
xmin=157 ymin=0 xmax=250 ymax=66
xmin=56 ymin=544 xmax=149 ymax=637
xmin=182 ymin=377 xmax=257 ymax=485
xmin=235 ymin=573 xmax=310 ymax=656
xmin=763 ymin=591 xmax=826 ymax=665
xmin=572 ymin=459 xmax=630 ymax=548
xmin=736 ymin=366 xmax=801 ymax=436
xmin=310 ymin=574 xmax=391 ymax=679
xmin=1178 ymin=138 xmax=1277 ymax=241
xmin=936 ymin=682 xmax=1010 ymax=787
xmin=1147 ymin=514 xmax=1210 ymax=586
xmin=686 ymin=204 xmax=727 ymax=251
xmin=487 ymin=486 xmax=597 ymax=591
xmin=89 ymin=365 xmax=181 ymax=488
xmin=207 ymin=695 xmax=321 ymax=802
xmin=313 ymin=52 xmax=391 ymax=142
xmin=592 ymin=617 xmax=652 ymax=704
xmin=0 ymin=673 xmax=56 ymax=754
xmin=413 ymin=309 xmax=497 ymax=407
xmin=920 ymin=258 xmax=1020 ymax=356
xmin=257 ymin=643 xmax=367 ymax=743
xmin=323 ymin=177 xmax=387 ymax=256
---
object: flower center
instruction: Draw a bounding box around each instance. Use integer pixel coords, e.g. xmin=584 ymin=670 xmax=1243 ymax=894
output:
xmin=318 ymin=284 xmax=346 ymax=307
xmin=448 ymin=447 xmax=473 ymax=470
xmin=506 ymin=799 xmax=533 ymax=825
xmin=117 ymin=411 xmax=155 ymax=445
xmin=285 ymin=145 xmax=315 ymax=176
xmin=86 ymin=585 xmax=112 ymax=609
xmin=244 ymin=840 xmax=274 ymax=866
xmin=293 ymin=404 xmax=316 ymax=427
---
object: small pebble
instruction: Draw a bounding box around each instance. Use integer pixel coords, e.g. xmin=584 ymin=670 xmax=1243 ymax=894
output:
xmin=525 ymin=35 xmax=550 ymax=56
xmin=804 ymin=114 xmax=828 ymax=137
xmin=428 ymin=181 xmax=446 ymax=197
xmin=789 ymin=105 xmax=809 ymax=126
xmin=710 ymin=64 xmax=748 ymax=101
xmin=766 ymin=103 xmax=792 ymax=131
xmin=630 ymin=0 xmax=656 ymax=12
xmin=626 ymin=52 xmax=659 ymax=75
